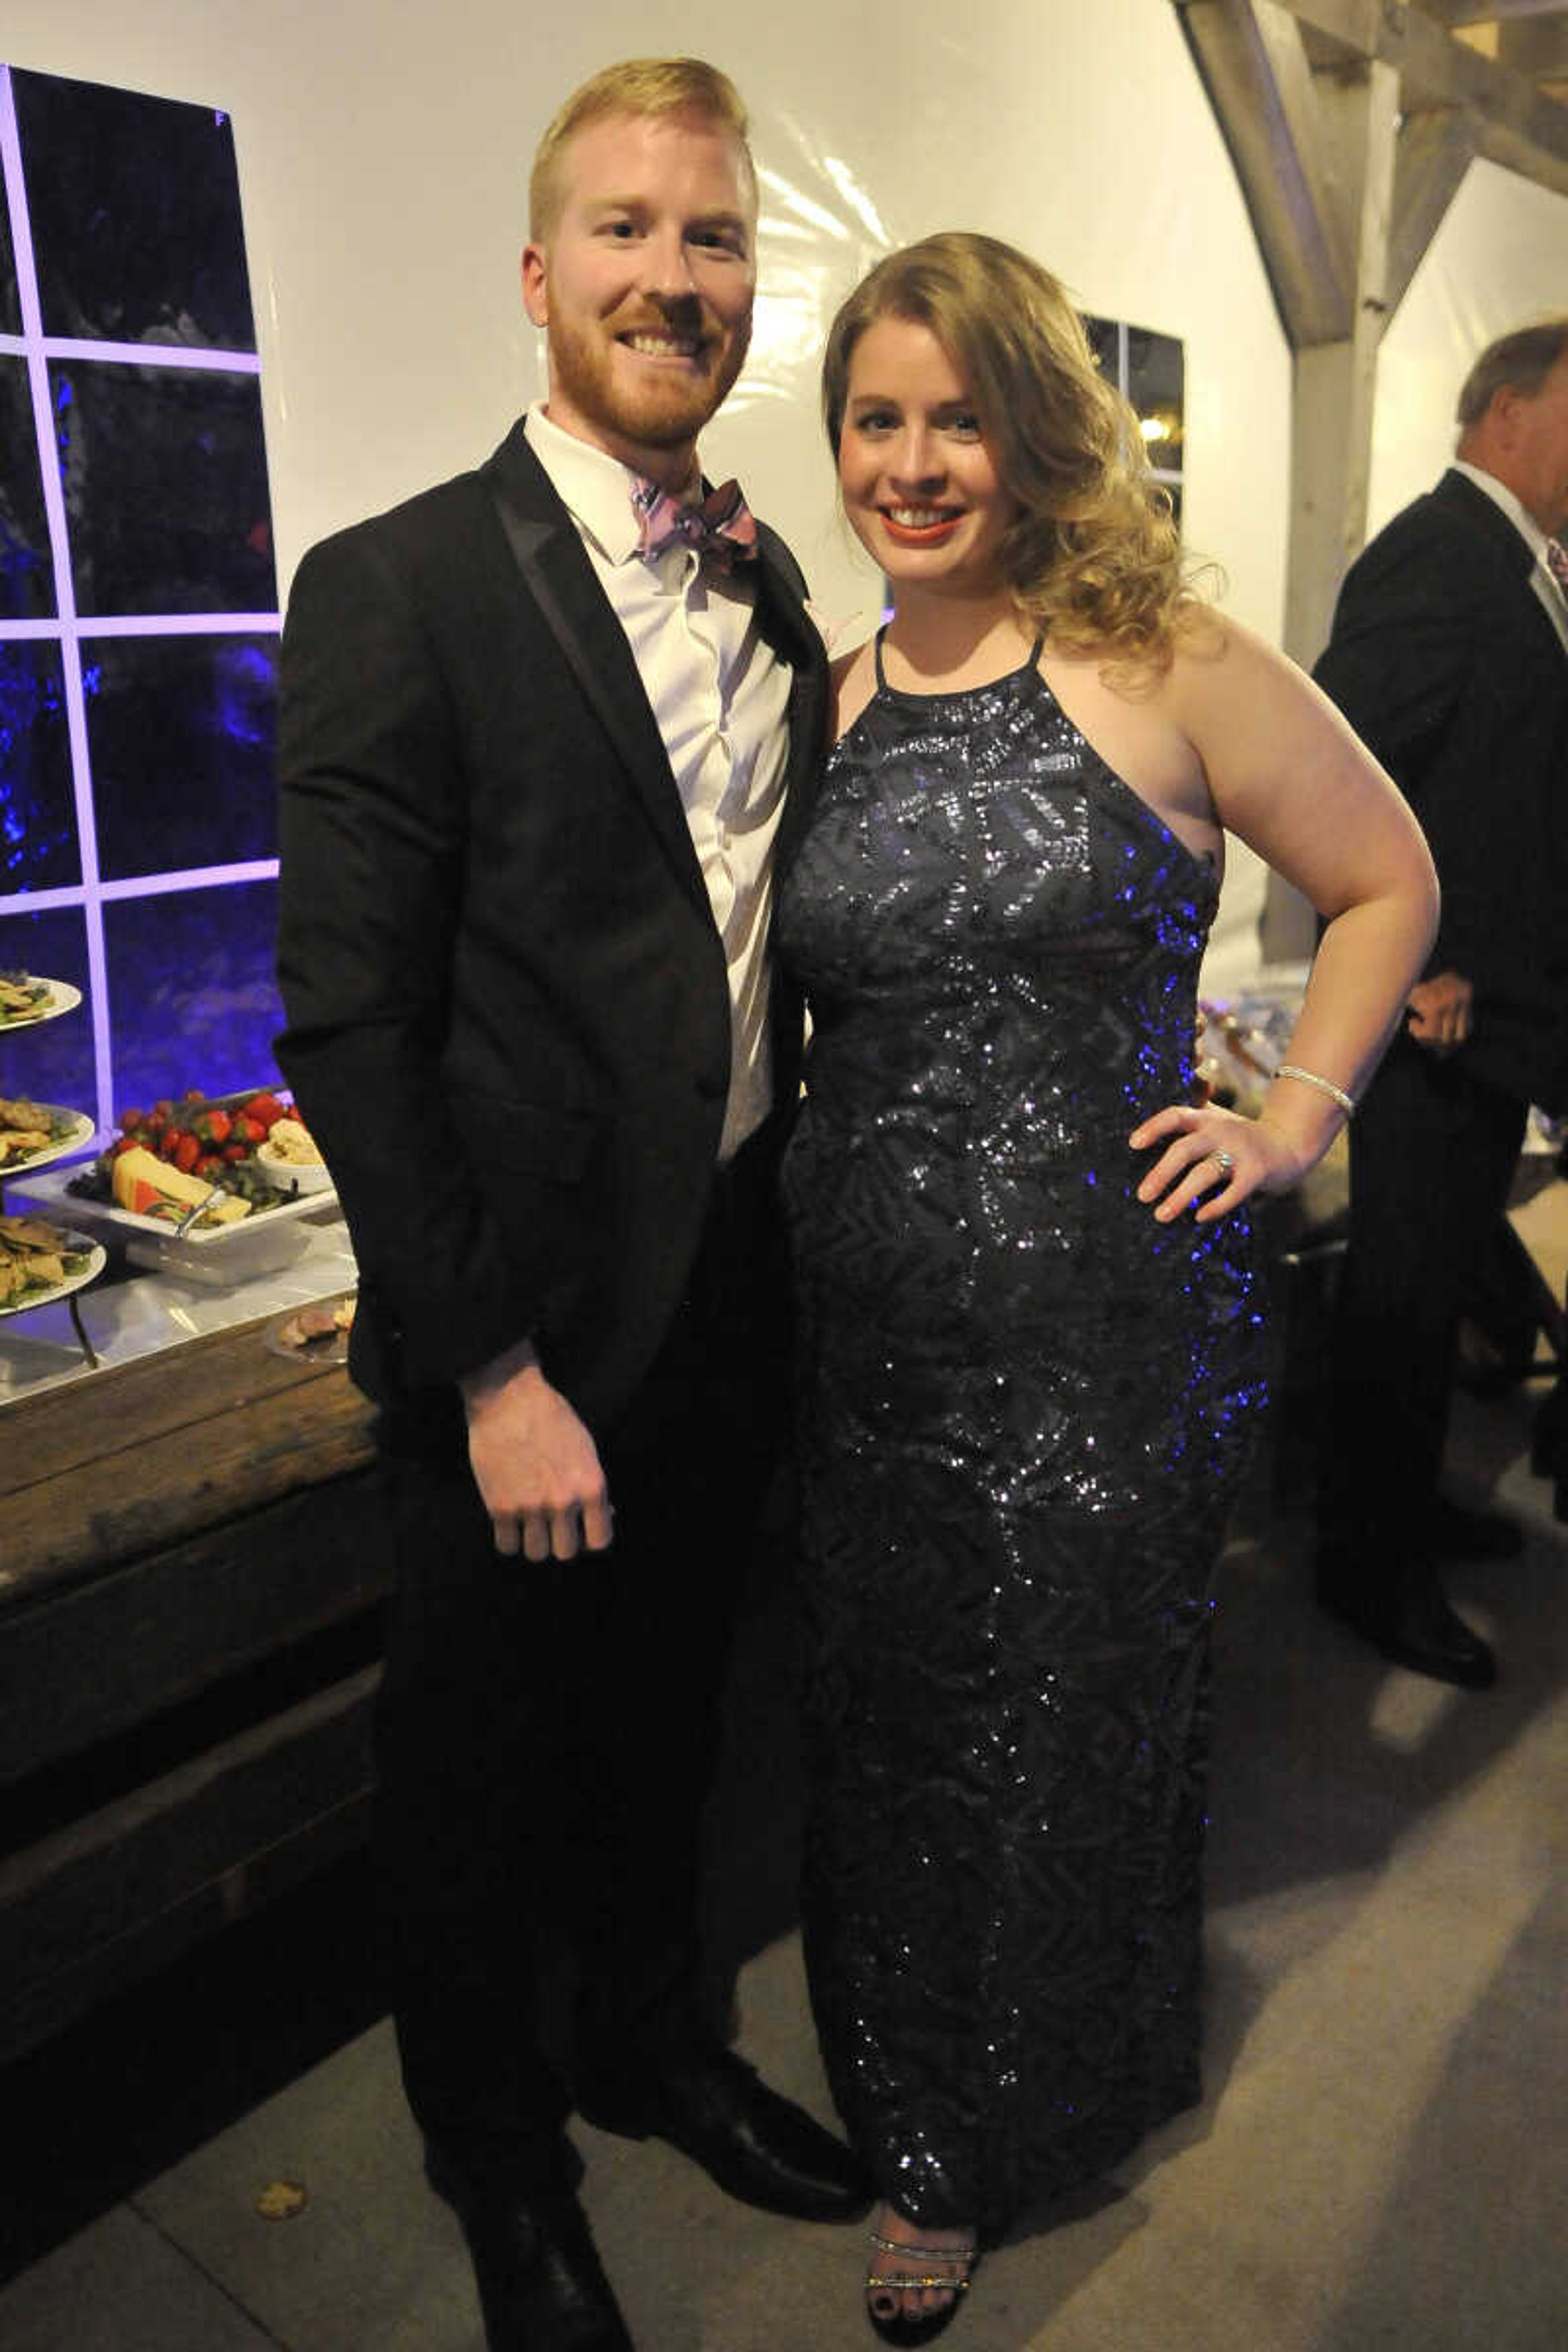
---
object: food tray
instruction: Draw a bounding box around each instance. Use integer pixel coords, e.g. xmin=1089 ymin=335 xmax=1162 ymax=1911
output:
xmin=0 ymin=1108 xmax=98 ymax=1176
xmin=0 ymin=975 xmax=83 ymax=1028
xmin=9 ymin=1165 xmax=340 ymax=1283
xmin=0 ymin=1235 xmax=106 ymax=1319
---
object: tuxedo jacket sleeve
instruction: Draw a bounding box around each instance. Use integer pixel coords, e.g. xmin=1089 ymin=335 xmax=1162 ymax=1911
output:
xmin=274 ymin=422 xmax=826 ymax=1420
xmin=1313 ymin=469 xmax=1568 ymax=1109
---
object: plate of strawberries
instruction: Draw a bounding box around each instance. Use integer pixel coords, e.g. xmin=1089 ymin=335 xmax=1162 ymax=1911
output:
xmin=12 ymin=1087 xmax=336 ymax=1261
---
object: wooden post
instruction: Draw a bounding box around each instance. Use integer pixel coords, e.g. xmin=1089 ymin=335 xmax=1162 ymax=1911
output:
xmin=1281 ymin=55 xmax=1399 ymax=671
xmin=1275 ymin=51 xmax=1400 ymax=958
xmin=1175 ymin=0 xmax=1568 ymax=961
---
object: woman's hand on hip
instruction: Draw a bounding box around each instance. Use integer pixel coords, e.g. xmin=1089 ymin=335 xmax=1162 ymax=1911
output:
xmin=1128 ymin=1103 xmax=1310 ymax=1223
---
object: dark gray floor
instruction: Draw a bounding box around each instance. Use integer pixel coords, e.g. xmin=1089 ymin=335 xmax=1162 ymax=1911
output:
xmin=3 ymin=1339 xmax=1565 ymax=2349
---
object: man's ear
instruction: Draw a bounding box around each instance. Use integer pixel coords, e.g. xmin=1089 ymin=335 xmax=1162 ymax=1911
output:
xmin=522 ymin=243 xmax=548 ymax=328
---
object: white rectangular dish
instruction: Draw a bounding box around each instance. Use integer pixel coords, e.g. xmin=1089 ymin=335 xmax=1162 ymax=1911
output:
xmin=9 ymin=1165 xmax=341 ymax=1283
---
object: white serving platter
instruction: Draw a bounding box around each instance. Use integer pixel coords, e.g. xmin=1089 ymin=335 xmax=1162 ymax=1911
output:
xmin=10 ymin=1164 xmax=339 ymax=1283
xmin=0 ymin=1107 xmax=98 ymax=1176
xmin=0 ymin=975 xmax=84 ymax=1028
xmin=0 ymin=1235 xmax=107 ymax=1320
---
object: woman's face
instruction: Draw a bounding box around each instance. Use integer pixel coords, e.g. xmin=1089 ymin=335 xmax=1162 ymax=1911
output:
xmin=837 ymin=314 xmax=1016 ymax=599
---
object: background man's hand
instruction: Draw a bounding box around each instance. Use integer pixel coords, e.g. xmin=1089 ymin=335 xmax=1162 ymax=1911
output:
xmin=459 ymin=1339 xmax=612 ymax=1560
xmin=1405 ymin=971 xmax=1474 ymax=1055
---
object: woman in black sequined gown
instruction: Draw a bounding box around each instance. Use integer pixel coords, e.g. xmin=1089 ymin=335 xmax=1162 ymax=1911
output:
xmin=777 ymin=236 xmax=1439 ymax=2343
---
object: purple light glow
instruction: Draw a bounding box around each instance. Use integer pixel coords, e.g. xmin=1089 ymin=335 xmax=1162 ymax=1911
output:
xmin=1 ymin=66 xmax=283 ymax=1132
xmin=35 ymin=337 xmax=263 ymax=374
xmin=98 ymin=860 xmax=279 ymax=900
xmin=0 ymin=880 xmax=91 ymax=916
xmin=0 ymin=862 xmax=281 ymax=916
xmin=0 ymin=614 xmax=282 ymax=641
xmin=1 ymin=65 xmax=114 ymax=1132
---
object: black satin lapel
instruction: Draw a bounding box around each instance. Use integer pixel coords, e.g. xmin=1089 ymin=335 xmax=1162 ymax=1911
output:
xmin=486 ymin=475 xmax=709 ymax=914
xmin=754 ymin=541 xmax=828 ymax=874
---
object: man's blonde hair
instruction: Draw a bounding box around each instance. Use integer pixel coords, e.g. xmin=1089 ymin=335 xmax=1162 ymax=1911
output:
xmin=528 ymin=58 xmax=754 ymax=241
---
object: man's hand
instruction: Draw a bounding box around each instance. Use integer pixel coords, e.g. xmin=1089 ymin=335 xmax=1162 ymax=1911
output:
xmin=1406 ymin=971 xmax=1474 ymax=1056
xmin=459 ymin=1339 xmax=612 ymax=1561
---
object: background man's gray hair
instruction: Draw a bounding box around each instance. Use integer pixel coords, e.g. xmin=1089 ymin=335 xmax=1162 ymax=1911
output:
xmin=1457 ymin=317 xmax=1568 ymax=430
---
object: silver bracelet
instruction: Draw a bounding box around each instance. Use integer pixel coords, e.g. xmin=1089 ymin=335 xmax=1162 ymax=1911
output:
xmin=1274 ymin=1064 xmax=1356 ymax=1117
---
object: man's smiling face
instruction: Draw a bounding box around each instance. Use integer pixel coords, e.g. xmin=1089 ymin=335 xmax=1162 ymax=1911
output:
xmin=522 ymin=107 xmax=756 ymax=487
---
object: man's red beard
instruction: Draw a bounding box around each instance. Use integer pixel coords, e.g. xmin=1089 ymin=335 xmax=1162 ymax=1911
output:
xmin=546 ymin=299 xmax=751 ymax=453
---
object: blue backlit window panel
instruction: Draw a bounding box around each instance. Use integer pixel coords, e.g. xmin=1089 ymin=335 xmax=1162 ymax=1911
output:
xmin=0 ymin=62 xmax=281 ymax=1136
xmin=103 ymin=878 xmax=282 ymax=1106
xmin=0 ymin=355 xmax=53 ymax=619
xmin=0 ymin=638 xmax=78 ymax=889
xmin=54 ymin=362 xmax=276 ymax=617
xmin=87 ymin=634 xmax=278 ymax=880
xmin=13 ymin=69 xmax=254 ymax=350
xmin=0 ymin=905 xmax=94 ymax=1108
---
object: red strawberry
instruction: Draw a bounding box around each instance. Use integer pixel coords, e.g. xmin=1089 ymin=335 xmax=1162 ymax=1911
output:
xmin=173 ymin=1133 xmax=201 ymax=1174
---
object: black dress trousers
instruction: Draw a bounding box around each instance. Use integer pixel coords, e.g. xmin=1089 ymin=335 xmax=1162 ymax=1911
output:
xmin=1320 ymin=1033 xmax=1527 ymax=1592
xmin=372 ymin=1131 xmax=789 ymax=2179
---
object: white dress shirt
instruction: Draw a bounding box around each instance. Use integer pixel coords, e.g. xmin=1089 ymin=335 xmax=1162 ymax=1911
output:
xmin=1453 ymin=459 xmax=1568 ymax=655
xmin=525 ymin=403 xmax=792 ymax=1160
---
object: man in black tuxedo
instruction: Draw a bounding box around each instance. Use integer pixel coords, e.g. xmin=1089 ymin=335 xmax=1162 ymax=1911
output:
xmin=1314 ymin=318 xmax=1568 ymax=1690
xmin=276 ymin=58 xmax=862 ymax=2351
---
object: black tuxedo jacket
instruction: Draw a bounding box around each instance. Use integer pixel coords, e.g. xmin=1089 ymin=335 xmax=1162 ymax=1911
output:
xmin=275 ymin=420 xmax=827 ymax=1425
xmin=1313 ymin=467 xmax=1568 ymax=1112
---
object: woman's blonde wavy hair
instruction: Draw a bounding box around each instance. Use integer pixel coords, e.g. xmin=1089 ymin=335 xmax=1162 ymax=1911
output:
xmin=822 ymin=233 xmax=1208 ymax=676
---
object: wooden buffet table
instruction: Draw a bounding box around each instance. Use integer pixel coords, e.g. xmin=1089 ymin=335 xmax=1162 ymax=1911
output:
xmin=0 ymin=1287 xmax=385 ymax=2065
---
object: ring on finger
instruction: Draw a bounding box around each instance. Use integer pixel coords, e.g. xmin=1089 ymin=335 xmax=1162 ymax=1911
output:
xmin=1208 ymin=1149 xmax=1236 ymax=1175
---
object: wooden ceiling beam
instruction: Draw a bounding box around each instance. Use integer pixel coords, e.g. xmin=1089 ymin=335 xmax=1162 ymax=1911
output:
xmin=1386 ymin=105 xmax=1477 ymax=311
xmin=1496 ymin=17 xmax=1568 ymax=76
xmin=1421 ymin=3 xmax=1567 ymax=27
xmin=1257 ymin=1 xmax=1568 ymax=192
xmin=1176 ymin=0 xmax=1359 ymax=344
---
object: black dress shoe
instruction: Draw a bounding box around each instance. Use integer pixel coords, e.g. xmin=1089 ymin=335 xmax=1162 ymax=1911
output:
xmin=1317 ymin=1572 xmax=1497 ymax=1690
xmin=1530 ymin=1385 xmax=1568 ymax=1521
xmin=426 ymin=2151 xmax=633 ymax=2352
xmin=579 ymin=2045 xmax=870 ymax=2221
xmin=1424 ymin=1497 xmax=1523 ymax=1562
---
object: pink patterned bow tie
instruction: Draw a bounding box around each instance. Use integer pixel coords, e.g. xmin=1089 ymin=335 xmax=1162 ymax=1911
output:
xmin=632 ymin=475 xmax=758 ymax=568
xmin=1546 ymin=535 xmax=1568 ymax=597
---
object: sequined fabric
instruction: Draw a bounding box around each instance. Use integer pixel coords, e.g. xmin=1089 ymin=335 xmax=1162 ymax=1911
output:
xmin=777 ymin=648 xmax=1267 ymax=2240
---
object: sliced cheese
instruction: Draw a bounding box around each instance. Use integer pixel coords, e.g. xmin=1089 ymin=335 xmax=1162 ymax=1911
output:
xmin=111 ymin=1145 xmax=251 ymax=1222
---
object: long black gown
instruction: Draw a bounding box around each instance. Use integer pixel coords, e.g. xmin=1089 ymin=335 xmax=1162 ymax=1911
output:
xmin=777 ymin=637 xmax=1267 ymax=2241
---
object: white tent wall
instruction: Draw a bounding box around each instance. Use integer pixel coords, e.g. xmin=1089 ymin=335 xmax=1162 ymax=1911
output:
xmin=1369 ymin=156 xmax=1568 ymax=540
xmin=2 ymin=0 xmax=1562 ymax=986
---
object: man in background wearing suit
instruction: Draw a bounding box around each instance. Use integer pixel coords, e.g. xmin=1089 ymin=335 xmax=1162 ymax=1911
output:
xmin=276 ymin=58 xmax=862 ymax=2352
xmin=1314 ymin=318 xmax=1568 ymax=1691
